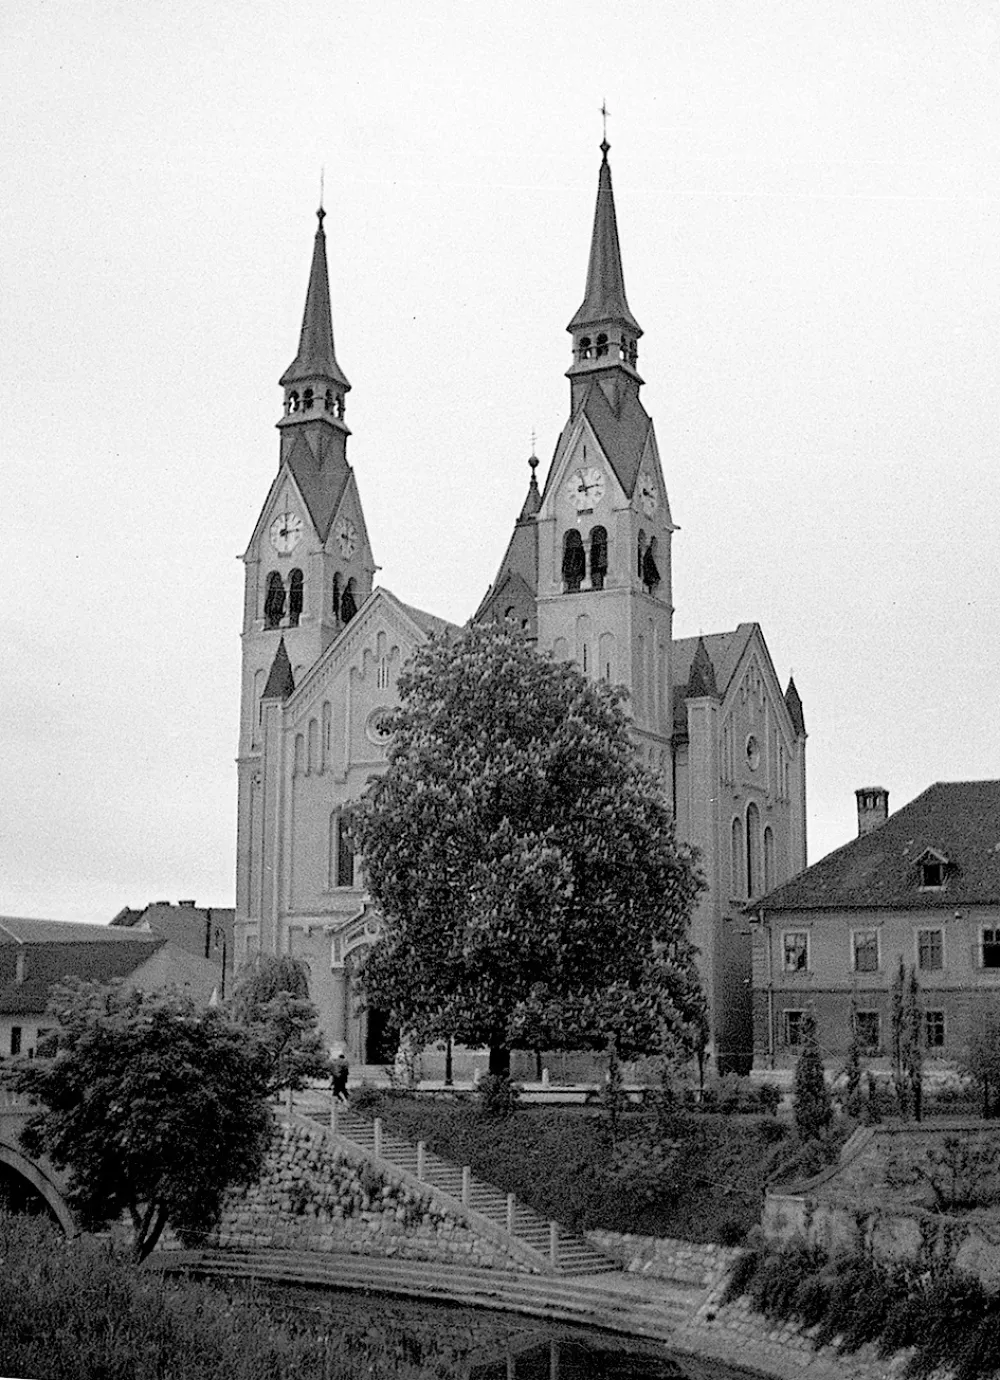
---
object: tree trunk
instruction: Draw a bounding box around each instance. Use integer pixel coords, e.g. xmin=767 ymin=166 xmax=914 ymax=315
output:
xmin=489 ymin=1045 xmax=510 ymax=1077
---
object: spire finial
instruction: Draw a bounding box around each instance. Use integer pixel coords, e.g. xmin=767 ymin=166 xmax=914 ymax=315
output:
xmin=317 ymin=167 xmax=326 ymax=228
xmin=600 ymin=100 xmax=610 ymax=160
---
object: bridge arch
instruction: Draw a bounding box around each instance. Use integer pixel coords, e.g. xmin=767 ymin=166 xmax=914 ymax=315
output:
xmin=0 ymin=1140 xmax=77 ymax=1237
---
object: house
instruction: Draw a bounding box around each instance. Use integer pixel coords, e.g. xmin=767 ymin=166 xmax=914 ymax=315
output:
xmin=749 ymin=781 xmax=1000 ymax=1071
xmin=235 ymin=140 xmax=807 ymax=1070
xmin=110 ymin=900 xmax=234 ymax=996
xmin=0 ymin=916 xmax=223 ymax=1058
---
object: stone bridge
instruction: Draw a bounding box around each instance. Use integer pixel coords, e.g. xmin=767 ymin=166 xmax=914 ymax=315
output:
xmin=0 ymin=1088 xmax=76 ymax=1234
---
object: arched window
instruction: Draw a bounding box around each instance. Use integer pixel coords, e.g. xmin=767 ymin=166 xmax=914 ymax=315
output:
xmin=324 ymin=388 xmax=334 ymax=412
xmin=746 ymin=803 xmax=761 ymax=899
xmin=596 ymin=332 xmax=608 ymax=357
xmin=294 ymin=733 xmax=305 ymax=775
xmin=642 ymin=536 xmax=661 ymax=593
xmin=637 ymin=530 xmax=646 ymax=580
xmin=579 ymin=335 xmax=591 ymax=359
xmin=336 ymin=811 xmax=355 ymax=888
xmin=321 ymin=701 xmax=331 ymax=770
xmin=764 ymin=826 xmax=775 ymax=894
xmin=332 ymin=573 xmax=341 ymax=620
xmin=589 ymin=526 xmax=608 ymax=590
xmin=288 ymin=569 xmax=304 ymax=627
xmin=264 ymin=571 xmax=285 ymax=628
xmin=599 ymin=632 xmax=615 ymax=681
xmin=302 ymin=388 xmax=314 ymax=412
xmin=287 ymin=391 xmax=300 ymax=414
xmin=307 ymin=718 xmax=318 ymax=774
xmin=341 ymin=578 xmax=357 ymax=624
xmin=562 ymin=530 xmax=585 ymax=592
xmin=731 ymin=817 xmax=744 ymax=898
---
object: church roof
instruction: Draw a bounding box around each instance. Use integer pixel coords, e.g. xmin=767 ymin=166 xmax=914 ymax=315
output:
xmin=754 ymin=780 xmax=1000 ymax=912
xmin=686 ymin=636 xmax=719 ymax=698
xmin=567 ymin=143 xmax=642 ymax=336
xmin=282 ymin=428 xmax=352 ymax=544
xmin=262 ymin=638 xmax=295 ymax=699
xmin=279 ymin=209 xmax=350 ymax=391
xmin=575 ymin=379 xmax=653 ymax=500
xmin=785 ymin=676 xmax=806 ymax=736
xmin=672 ymin=625 xmax=757 ymax=726
xmin=393 ymin=598 xmax=456 ymax=640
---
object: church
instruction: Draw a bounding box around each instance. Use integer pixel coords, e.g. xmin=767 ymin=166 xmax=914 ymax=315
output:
xmin=234 ymin=141 xmax=808 ymax=1073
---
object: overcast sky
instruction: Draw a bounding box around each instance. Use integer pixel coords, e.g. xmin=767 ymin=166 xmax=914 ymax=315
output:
xmin=2 ymin=2 xmax=998 ymax=924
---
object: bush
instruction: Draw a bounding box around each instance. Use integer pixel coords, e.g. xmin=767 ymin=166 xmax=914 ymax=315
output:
xmin=476 ymin=1074 xmax=521 ymax=1119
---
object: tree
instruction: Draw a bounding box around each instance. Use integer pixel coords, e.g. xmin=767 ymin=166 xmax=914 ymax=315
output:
xmin=6 ymin=981 xmax=273 ymax=1261
xmin=793 ymin=1010 xmax=832 ymax=1141
xmin=960 ymin=1003 xmax=1000 ymax=1119
xmin=353 ymin=620 xmax=706 ymax=1076
xmin=890 ymin=957 xmax=924 ymax=1122
xmin=228 ymin=953 xmax=331 ymax=1095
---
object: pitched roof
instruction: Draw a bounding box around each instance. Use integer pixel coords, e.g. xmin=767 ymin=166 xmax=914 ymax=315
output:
xmin=576 ymin=379 xmax=653 ymax=499
xmin=263 ymin=638 xmax=295 ymax=699
xmin=785 ymin=676 xmax=806 ymax=736
xmin=394 ymin=598 xmax=456 ymax=640
xmin=686 ymin=636 xmax=719 ymax=698
xmin=756 ymin=780 xmax=1000 ymax=911
xmin=283 ymin=427 xmax=352 ymax=543
xmin=0 ymin=917 xmax=164 ymax=1015
xmin=672 ymin=625 xmax=757 ymax=727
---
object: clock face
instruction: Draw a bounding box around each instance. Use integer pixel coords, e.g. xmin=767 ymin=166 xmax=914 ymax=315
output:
xmin=639 ymin=474 xmax=658 ymax=517
xmin=269 ymin=511 xmax=303 ymax=554
xmin=336 ymin=517 xmax=358 ymax=559
xmin=566 ymin=466 xmax=605 ymax=511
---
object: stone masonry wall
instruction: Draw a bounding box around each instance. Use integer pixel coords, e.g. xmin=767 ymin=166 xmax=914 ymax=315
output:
xmin=586 ymin=1230 xmax=740 ymax=1289
xmin=181 ymin=1121 xmax=532 ymax=1272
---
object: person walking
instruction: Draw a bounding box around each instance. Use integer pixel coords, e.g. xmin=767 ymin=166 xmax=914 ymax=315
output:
xmin=331 ymin=1045 xmax=350 ymax=1103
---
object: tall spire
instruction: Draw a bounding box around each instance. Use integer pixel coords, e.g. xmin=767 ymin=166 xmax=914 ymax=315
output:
xmin=280 ymin=208 xmax=350 ymax=393
xmin=567 ymin=141 xmax=641 ymax=338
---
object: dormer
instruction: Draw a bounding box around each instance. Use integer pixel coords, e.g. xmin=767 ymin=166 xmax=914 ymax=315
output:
xmin=915 ymin=846 xmax=949 ymax=891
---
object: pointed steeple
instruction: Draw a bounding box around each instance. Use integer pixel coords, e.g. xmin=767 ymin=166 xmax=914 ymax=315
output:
xmin=568 ymin=141 xmax=642 ymax=337
xmin=262 ymin=638 xmax=295 ymax=700
xmin=785 ymin=677 xmax=806 ymax=737
xmin=686 ymin=637 xmax=719 ymax=699
xmin=566 ymin=140 xmax=643 ymax=408
xmin=518 ymin=452 xmax=541 ymax=522
xmin=279 ymin=208 xmax=350 ymax=420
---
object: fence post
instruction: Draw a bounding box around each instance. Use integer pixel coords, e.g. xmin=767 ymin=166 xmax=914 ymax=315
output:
xmin=506 ymin=1193 xmax=515 ymax=1235
xmin=462 ymin=1165 xmax=471 ymax=1207
xmin=416 ymin=1141 xmax=426 ymax=1181
xmin=549 ymin=1222 xmax=558 ymax=1269
xmin=373 ymin=1117 xmax=383 ymax=1159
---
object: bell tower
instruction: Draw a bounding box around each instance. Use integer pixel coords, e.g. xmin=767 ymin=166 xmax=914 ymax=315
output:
xmin=534 ymin=140 xmax=676 ymax=788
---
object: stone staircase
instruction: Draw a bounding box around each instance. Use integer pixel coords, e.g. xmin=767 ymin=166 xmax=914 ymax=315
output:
xmin=295 ymin=1093 xmax=616 ymax=1277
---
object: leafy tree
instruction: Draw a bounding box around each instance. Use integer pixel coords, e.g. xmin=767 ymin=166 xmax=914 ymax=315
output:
xmin=228 ymin=953 xmax=331 ymax=1095
xmin=960 ymin=1003 xmax=1000 ymax=1119
xmin=353 ymin=620 xmax=705 ymax=1076
xmin=793 ymin=1010 xmax=832 ymax=1141
xmin=840 ymin=993 xmax=865 ymax=1120
xmin=890 ymin=957 xmax=924 ymax=1122
xmin=7 ymin=981 xmax=272 ymax=1261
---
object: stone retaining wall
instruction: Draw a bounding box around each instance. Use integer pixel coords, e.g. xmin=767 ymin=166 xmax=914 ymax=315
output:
xmin=585 ymin=1230 xmax=739 ymax=1289
xmin=173 ymin=1121 xmax=530 ymax=1272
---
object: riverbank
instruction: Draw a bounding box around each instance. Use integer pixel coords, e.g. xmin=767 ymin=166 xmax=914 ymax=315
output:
xmin=159 ymin=1246 xmax=906 ymax=1380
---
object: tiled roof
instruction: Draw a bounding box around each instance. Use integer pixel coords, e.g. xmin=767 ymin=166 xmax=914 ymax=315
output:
xmin=284 ymin=428 xmax=351 ymax=544
xmin=672 ymin=625 xmax=756 ymax=727
xmin=394 ymin=599 xmax=457 ymax=640
xmin=755 ymin=780 xmax=1000 ymax=911
xmin=0 ymin=919 xmax=164 ymax=1015
xmin=578 ymin=380 xmax=653 ymax=500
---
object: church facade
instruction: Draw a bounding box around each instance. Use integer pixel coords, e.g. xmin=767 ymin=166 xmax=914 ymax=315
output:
xmin=235 ymin=144 xmax=808 ymax=1071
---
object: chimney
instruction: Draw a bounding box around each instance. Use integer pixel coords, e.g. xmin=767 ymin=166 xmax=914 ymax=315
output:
xmin=178 ymin=900 xmax=196 ymax=908
xmin=855 ymin=786 xmax=889 ymax=837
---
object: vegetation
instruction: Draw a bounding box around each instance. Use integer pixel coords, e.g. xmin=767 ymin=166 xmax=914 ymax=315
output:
xmin=724 ymin=1236 xmax=1000 ymax=1380
xmin=228 ymin=952 xmax=331 ymax=1094
xmin=792 ymin=1011 xmax=832 ymax=1141
xmin=961 ymin=1004 xmax=1000 ymax=1119
xmin=352 ymin=1089 xmax=792 ymax=1242
xmin=891 ymin=958 xmax=924 ymax=1121
xmin=5 ymin=981 xmax=273 ymax=1260
xmin=0 ymin=1212 xmax=447 ymax=1380
xmin=353 ymin=620 xmax=706 ymax=1076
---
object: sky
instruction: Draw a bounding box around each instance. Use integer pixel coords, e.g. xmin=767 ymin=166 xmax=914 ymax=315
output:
xmin=1 ymin=1 xmax=998 ymax=924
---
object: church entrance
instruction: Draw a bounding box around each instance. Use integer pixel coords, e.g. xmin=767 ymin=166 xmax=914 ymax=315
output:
xmin=364 ymin=1008 xmax=399 ymax=1066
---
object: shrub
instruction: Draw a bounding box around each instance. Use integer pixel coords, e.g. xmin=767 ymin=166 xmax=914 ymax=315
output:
xmin=476 ymin=1074 xmax=521 ymax=1119
xmin=793 ymin=1012 xmax=832 ymax=1141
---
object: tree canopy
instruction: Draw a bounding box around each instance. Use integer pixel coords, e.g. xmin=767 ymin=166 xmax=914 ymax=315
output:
xmin=228 ymin=953 xmax=331 ymax=1095
xmin=354 ymin=620 xmax=705 ymax=1074
xmin=7 ymin=981 xmax=273 ymax=1260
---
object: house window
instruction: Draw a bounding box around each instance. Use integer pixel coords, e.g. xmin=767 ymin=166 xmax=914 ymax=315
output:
xmin=783 ymin=1010 xmax=806 ymax=1047
xmin=925 ymin=1010 xmax=945 ymax=1049
xmin=782 ymin=932 xmax=809 ymax=973
xmin=982 ymin=929 xmax=1000 ymax=969
xmin=920 ymin=859 xmax=945 ymax=889
xmin=10 ymin=1026 xmax=21 ymax=1056
xmin=917 ymin=928 xmax=943 ymax=972
xmin=854 ymin=1010 xmax=881 ymax=1053
xmin=853 ymin=929 xmax=880 ymax=973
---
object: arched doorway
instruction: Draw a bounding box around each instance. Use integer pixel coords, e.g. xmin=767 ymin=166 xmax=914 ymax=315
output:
xmin=343 ymin=944 xmax=398 ymax=1067
xmin=364 ymin=1007 xmax=400 ymax=1066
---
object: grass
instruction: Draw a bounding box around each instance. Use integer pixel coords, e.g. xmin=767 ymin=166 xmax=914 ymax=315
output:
xmin=355 ymin=1090 xmax=792 ymax=1243
xmin=0 ymin=1212 xmax=445 ymax=1380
